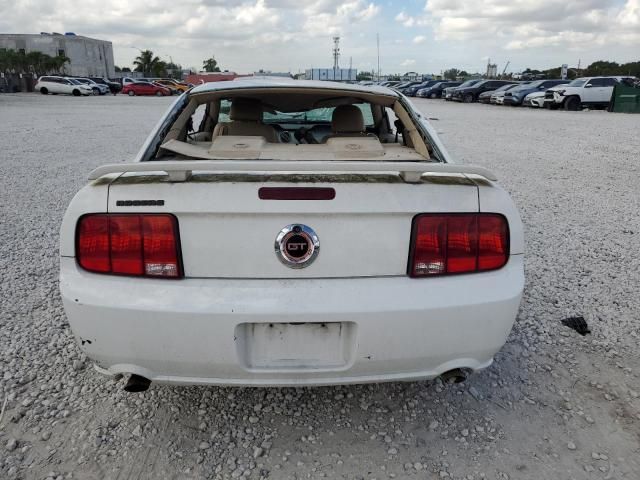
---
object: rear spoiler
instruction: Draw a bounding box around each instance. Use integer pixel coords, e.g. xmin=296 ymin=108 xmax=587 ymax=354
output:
xmin=88 ymin=160 xmax=497 ymax=184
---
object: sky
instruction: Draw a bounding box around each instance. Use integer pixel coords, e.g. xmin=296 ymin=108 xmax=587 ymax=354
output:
xmin=1 ymin=0 xmax=639 ymax=75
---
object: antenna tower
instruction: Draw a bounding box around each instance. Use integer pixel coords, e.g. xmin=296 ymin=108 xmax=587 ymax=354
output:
xmin=333 ymin=36 xmax=340 ymax=70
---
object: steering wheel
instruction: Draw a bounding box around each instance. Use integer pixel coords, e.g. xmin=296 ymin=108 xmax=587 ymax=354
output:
xmin=295 ymin=127 xmax=319 ymax=144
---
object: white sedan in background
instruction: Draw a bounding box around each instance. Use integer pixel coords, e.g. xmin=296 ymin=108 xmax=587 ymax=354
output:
xmin=60 ymin=79 xmax=524 ymax=391
xmin=35 ymin=76 xmax=93 ymax=96
xmin=523 ymin=91 xmax=546 ymax=108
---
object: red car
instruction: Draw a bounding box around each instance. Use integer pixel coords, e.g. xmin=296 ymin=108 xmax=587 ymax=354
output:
xmin=122 ymin=81 xmax=171 ymax=97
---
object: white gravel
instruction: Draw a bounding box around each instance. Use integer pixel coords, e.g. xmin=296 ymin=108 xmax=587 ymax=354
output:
xmin=0 ymin=93 xmax=639 ymax=479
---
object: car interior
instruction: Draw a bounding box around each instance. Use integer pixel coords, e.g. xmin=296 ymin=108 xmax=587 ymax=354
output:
xmin=156 ymin=87 xmax=434 ymax=161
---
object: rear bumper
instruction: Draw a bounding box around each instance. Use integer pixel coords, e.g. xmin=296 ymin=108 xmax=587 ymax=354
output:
xmin=60 ymin=256 xmax=524 ymax=386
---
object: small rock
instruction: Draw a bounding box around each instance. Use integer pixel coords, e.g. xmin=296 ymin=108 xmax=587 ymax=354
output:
xmin=567 ymin=441 xmax=576 ymax=450
xmin=253 ymin=447 xmax=264 ymax=459
xmin=199 ymin=441 xmax=210 ymax=450
xmin=6 ymin=438 xmax=18 ymax=451
xmin=469 ymin=386 xmax=482 ymax=401
xmin=248 ymin=416 xmax=259 ymax=424
xmin=132 ymin=425 xmax=143 ymax=437
xmin=387 ymin=447 xmax=398 ymax=455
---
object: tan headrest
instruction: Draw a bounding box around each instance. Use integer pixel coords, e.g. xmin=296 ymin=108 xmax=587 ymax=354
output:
xmin=331 ymin=105 xmax=365 ymax=133
xmin=230 ymin=99 xmax=262 ymax=122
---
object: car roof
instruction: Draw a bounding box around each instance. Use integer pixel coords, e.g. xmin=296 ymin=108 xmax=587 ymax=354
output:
xmin=190 ymin=78 xmax=399 ymax=98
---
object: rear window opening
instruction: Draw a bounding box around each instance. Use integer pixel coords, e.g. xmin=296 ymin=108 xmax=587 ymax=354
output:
xmin=156 ymin=88 xmax=435 ymax=162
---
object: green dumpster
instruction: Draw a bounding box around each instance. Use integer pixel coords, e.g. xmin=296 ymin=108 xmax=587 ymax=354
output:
xmin=609 ymin=84 xmax=640 ymax=113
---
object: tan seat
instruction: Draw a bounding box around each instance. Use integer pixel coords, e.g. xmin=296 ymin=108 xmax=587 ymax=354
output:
xmin=322 ymin=105 xmax=375 ymax=143
xmin=212 ymin=99 xmax=279 ymax=143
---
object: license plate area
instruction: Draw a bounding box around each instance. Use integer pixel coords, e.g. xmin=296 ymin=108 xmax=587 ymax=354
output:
xmin=236 ymin=322 xmax=356 ymax=371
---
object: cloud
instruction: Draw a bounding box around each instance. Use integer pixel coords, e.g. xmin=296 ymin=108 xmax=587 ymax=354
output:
xmin=0 ymin=0 xmax=382 ymax=71
xmin=0 ymin=0 xmax=638 ymax=74
xmin=395 ymin=11 xmax=415 ymax=27
xmin=417 ymin=0 xmax=638 ymax=49
xmin=400 ymin=59 xmax=416 ymax=67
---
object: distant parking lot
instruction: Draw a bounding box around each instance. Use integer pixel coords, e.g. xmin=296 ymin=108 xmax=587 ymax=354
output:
xmin=1 ymin=94 xmax=639 ymax=479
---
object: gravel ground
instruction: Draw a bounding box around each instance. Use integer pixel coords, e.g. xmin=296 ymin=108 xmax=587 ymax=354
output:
xmin=0 ymin=93 xmax=639 ymax=480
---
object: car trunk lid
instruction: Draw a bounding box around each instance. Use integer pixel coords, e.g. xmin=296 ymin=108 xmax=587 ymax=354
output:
xmin=107 ymin=172 xmax=479 ymax=279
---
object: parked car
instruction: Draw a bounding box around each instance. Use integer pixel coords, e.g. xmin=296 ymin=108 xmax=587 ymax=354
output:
xmin=154 ymin=79 xmax=190 ymax=93
xmin=492 ymin=84 xmax=524 ymax=105
xmin=522 ymin=91 xmax=543 ymax=108
xmin=404 ymin=80 xmax=441 ymax=97
xmin=502 ymin=79 xmax=567 ymax=106
xmin=59 ymin=78 xmax=524 ymax=390
xmin=477 ymin=83 xmax=518 ymax=104
xmin=35 ymin=76 xmax=93 ymax=96
xmin=417 ymin=81 xmax=462 ymax=98
xmin=120 ymin=77 xmax=139 ymax=87
xmin=452 ymin=80 xmax=515 ymax=103
xmin=543 ymin=77 xmax=633 ymax=110
xmin=443 ymin=79 xmax=483 ymax=101
xmin=90 ymin=77 xmax=122 ymax=94
xmin=380 ymin=81 xmax=400 ymax=87
xmin=121 ymin=81 xmax=172 ymax=97
xmin=394 ymin=81 xmax=424 ymax=93
xmin=73 ymin=78 xmax=109 ymax=95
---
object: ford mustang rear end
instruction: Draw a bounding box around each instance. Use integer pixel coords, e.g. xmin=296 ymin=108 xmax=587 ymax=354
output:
xmin=60 ymin=79 xmax=524 ymax=389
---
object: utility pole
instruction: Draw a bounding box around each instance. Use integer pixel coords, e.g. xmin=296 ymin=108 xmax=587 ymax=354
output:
xmin=376 ymin=33 xmax=380 ymax=82
xmin=333 ymin=36 xmax=340 ymax=71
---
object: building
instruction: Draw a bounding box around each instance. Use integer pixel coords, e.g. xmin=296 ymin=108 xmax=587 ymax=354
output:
xmin=305 ymin=68 xmax=357 ymax=82
xmin=253 ymin=71 xmax=293 ymax=78
xmin=0 ymin=32 xmax=115 ymax=77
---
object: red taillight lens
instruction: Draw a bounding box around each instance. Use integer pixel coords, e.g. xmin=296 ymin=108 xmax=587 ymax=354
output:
xmin=77 ymin=214 xmax=182 ymax=278
xmin=77 ymin=215 xmax=110 ymax=273
xmin=409 ymin=213 xmax=509 ymax=277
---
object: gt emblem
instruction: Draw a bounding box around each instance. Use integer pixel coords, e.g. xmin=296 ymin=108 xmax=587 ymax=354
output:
xmin=275 ymin=224 xmax=320 ymax=268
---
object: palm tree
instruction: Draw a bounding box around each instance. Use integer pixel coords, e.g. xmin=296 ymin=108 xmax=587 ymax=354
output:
xmin=133 ymin=50 xmax=163 ymax=75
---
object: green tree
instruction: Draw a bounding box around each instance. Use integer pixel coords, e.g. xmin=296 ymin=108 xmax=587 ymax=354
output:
xmin=133 ymin=50 xmax=164 ymax=75
xmin=202 ymin=56 xmax=221 ymax=72
xmin=443 ymin=68 xmax=460 ymax=80
xmin=0 ymin=48 xmax=68 ymax=74
xmin=584 ymin=60 xmax=620 ymax=77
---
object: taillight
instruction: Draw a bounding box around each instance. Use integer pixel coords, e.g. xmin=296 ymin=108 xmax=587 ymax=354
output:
xmin=77 ymin=214 xmax=182 ymax=278
xmin=409 ymin=213 xmax=509 ymax=277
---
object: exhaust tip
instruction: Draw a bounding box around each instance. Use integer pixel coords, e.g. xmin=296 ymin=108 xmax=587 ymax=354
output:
xmin=124 ymin=374 xmax=151 ymax=393
xmin=440 ymin=368 xmax=468 ymax=384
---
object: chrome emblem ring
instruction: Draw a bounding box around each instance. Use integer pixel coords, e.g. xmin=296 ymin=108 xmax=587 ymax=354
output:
xmin=275 ymin=224 xmax=320 ymax=268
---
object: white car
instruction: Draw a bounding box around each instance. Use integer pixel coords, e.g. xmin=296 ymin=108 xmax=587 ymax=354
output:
xmin=73 ymin=78 xmax=109 ymax=95
xmin=59 ymin=79 xmax=524 ymax=391
xmin=544 ymin=76 xmax=631 ymax=110
xmin=35 ymin=76 xmax=93 ymax=96
xmin=523 ymin=91 xmax=545 ymax=108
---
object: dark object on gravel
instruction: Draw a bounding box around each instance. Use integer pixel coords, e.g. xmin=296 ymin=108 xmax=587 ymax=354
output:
xmin=562 ymin=316 xmax=591 ymax=336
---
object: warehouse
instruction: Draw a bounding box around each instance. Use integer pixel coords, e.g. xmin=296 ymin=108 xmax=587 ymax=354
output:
xmin=0 ymin=32 xmax=114 ymax=77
